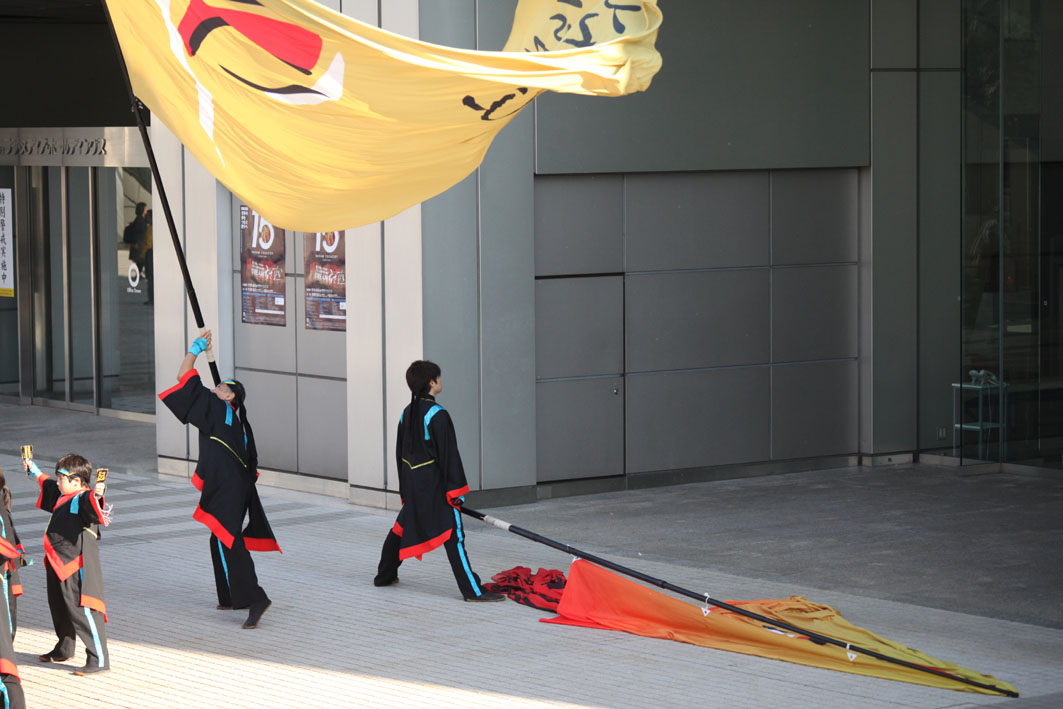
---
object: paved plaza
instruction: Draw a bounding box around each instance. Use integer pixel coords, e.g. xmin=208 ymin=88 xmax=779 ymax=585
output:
xmin=0 ymin=402 xmax=1060 ymax=707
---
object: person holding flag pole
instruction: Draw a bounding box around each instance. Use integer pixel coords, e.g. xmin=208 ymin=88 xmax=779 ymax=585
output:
xmin=159 ymin=330 xmax=279 ymax=629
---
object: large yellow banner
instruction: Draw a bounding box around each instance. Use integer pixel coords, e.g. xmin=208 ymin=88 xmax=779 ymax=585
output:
xmin=105 ymin=0 xmax=663 ymax=232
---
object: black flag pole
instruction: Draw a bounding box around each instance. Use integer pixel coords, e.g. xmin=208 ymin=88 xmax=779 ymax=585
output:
xmin=460 ymin=506 xmax=1017 ymax=698
xmin=101 ymin=1 xmax=221 ymax=386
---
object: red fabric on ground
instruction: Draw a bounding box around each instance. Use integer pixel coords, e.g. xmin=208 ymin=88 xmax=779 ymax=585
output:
xmin=485 ymin=566 xmax=567 ymax=612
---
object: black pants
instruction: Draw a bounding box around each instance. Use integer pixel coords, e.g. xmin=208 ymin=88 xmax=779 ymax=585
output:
xmin=375 ymin=511 xmax=489 ymax=599
xmin=3 ymin=571 xmax=16 ymax=640
xmin=0 ymin=675 xmax=24 ymax=709
xmin=210 ymin=535 xmax=268 ymax=609
xmin=46 ymin=566 xmax=108 ymax=669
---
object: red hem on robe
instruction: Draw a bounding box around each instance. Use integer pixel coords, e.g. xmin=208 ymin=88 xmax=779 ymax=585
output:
xmin=193 ymin=506 xmax=234 ymax=548
xmin=399 ymin=528 xmax=453 ymax=561
xmin=392 ymin=521 xmax=404 ymax=536
xmin=43 ymin=536 xmax=83 ymax=582
xmin=159 ymin=368 xmax=199 ymax=400
xmin=191 ymin=472 xmax=205 ymax=491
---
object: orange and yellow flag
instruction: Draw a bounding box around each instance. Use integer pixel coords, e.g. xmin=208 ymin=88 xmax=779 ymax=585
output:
xmin=104 ymin=0 xmax=663 ymax=231
xmin=543 ymin=560 xmax=1018 ymax=696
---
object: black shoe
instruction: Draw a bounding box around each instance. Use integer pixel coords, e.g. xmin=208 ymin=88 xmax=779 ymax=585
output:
xmin=464 ymin=591 xmax=507 ymax=602
xmin=373 ymin=574 xmax=398 ymax=587
xmin=39 ymin=651 xmax=71 ymax=663
xmin=216 ymin=604 xmax=232 ymax=610
xmin=73 ymin=665 xmax=109 ymax=676
xmin=242 ymin=598 xmax=272 ymax=629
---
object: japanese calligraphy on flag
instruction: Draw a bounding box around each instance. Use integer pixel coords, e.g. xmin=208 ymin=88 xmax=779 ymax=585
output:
xmin=105 ymin=0 xmax=663 ymax=232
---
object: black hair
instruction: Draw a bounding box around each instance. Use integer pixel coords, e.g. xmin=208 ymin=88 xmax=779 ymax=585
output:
xmin=403 ymin=360 xmax=441 ymax=450
xmin=224 ymin=379 xmax=258 ymax=473
xmin=406 ymin=360 xmax=441 ymax=395
xmin=135 ymin=202 xmax=147 ymax=217
xmin=56 ymin=453 xmax=93 ymax=487
xmin=0 ymin=469 xmax=9 ymax=511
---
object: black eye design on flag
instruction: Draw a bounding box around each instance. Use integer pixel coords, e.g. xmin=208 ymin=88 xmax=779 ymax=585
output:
xmin=177 ymin=0 xmax=342 ymax=102
xmin=462 ymin=87 xmax=532 ymax=121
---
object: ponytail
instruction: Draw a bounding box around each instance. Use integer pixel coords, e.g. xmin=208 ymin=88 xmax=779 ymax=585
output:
xmin=403 ymin=360 xmax=441 ymax=450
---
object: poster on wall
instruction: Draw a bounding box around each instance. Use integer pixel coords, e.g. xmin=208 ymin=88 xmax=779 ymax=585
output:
xmin=0 ymin=188 xmax=12 ymax=298
xmin=303 ymin=231 xmax=346 ymax=331
xmin=240 ymin=205 xmax=286 ymax=326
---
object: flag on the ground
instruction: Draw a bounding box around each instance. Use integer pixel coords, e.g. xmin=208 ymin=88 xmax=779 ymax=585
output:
xmin=105 ymin=0 xmax=663 ymax=231
xmin=541 ymin=560 xmax=1017 ymax=696
xmin=485 ymin=566 xmax=566 ymax=611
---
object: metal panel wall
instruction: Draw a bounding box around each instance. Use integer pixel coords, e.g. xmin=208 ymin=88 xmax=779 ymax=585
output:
xmin=537 ymin=377 xmax=623 ymax=482
xmin=536 ymin=277 xmax=623 ymax=380
xmin=871 ymin=0 xmax=917 ymax=69
xmin=919 ymin=0 xmax=962 ymax=69
xmin=535 ymin=1 xmax=870 ymax=174
xmin=866 ymin=72 xmax=919 ymax=454
xmin=626 ymin=270 xmax=771 ymax=372
xmin=535 ymin=176 xmax=623 ymax=276
xmin=772 ymin=360 xmax=859 ymax=459
xmin=626 ymin=173 xmax=770 ymax=271
xmin=918 ymin=72 xmax=962 ymax=449
xmin=771 ymin=170 xmax=859 ymax=265
xmin=772 ymin=266 xmax=859 ymax=363
xmin=626 ymin=368 xmax=771 ymax=473
xmin=535 ymin=167 xmax=860 ymax=481
xmin=297 ymin=374 xmax=348 ymax=480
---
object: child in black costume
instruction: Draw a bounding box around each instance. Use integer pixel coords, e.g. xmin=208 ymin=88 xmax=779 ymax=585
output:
xmin=0 ymin=468 xmax=24 ymax=708
xmin=0 ymin=470 xmax=23 ymax=637
xmin=375 ymin=360 xmax=504 ymax=602
xmin=24 ymin=453 xmax=110 ymax=677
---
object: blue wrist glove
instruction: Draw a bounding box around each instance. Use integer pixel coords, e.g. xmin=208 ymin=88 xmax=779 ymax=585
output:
xmin=189 ymin=337 xmax=208 ymax=357
xmin=26 ymin=461 xmax=43 ymax=479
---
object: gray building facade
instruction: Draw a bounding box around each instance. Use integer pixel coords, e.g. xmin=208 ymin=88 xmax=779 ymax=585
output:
xmin=1 ymin=1 xmax=1059 ymax=509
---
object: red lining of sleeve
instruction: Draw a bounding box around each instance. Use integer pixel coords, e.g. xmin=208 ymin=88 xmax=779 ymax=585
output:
xmin=244 ymin=537 xmax=282 ymax=553
xmin=81 ymin=594 xmax=108 ymax=621
xmin=159 ymin=368 xmax=199 ymax=400
xmin=0 ymin=658 xmax=19 ymax=680
xmin=88 ymin=491 xmax=109 ymax=527
xmin=446 ymin=485 xmax=470 ymax=503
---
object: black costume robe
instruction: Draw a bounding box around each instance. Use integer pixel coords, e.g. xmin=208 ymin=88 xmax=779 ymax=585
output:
xmin=0 ymin=506 xmax=23 ymax=632
xmin=159 ymin=369 xmax=280 ymax=553
xmin=34 ymin=475 xmax=110 ymax=671
xmin=0 ymin=532 xmax=22 ymax=709
xmin=392 ymin=396 xmax=470 ymax=561
xmin=35 ymin=478 xmax=108 ymax=618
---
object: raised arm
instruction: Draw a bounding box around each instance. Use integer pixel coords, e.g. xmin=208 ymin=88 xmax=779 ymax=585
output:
xmin=179 ymin=329 xmax=211 ymax=380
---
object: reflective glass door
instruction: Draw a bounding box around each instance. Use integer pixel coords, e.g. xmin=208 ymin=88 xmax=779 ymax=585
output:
xmin=24 ymin=165 xmax=154 ymax=417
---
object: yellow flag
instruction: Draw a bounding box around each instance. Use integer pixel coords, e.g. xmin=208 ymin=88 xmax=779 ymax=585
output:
xmin=105 ymin=0 xmax=663 ymax=232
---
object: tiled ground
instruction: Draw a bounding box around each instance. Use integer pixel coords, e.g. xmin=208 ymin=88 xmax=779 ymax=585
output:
xmin=1 ymin=449 xmax=1057 ymax=708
